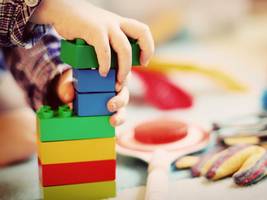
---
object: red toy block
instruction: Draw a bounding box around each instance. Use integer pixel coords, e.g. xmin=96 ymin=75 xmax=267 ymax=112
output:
xmin=39 ymin=159 xmax=116 ymax=186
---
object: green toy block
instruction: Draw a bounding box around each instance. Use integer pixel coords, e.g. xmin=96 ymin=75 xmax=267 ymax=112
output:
xmin=37 ymin=105 xmax=114 ymax=142
xmin=60 ymin=38 xmax=141 ymax=69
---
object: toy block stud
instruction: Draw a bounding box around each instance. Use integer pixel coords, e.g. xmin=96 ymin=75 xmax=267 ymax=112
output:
xmin=60 ymin=38 xmax=141 ymax=69
xmin=58 ymin=105 xmax=73 ymax=117
xmin=37 ymin=105 xmax=54 ymax=119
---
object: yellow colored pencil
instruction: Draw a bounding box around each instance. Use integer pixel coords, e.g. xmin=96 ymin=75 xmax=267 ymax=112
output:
xmin=148 ymin=57 xmax=248 ymax=92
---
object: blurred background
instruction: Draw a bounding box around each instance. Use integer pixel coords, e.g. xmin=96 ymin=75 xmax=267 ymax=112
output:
xmin=1 ymin=1 xmax=267 ymax=199
xmin=92 ymin=0 xmax=267 ymax=40
xmin=93 ymin=0 xmax=252 ymax=38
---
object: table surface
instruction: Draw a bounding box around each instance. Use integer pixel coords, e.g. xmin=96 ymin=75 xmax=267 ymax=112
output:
xmin=1 ymin=15 xmax=267 ymax=200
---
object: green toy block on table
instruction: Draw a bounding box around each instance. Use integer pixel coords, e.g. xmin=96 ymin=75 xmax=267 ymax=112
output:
xmin=60 ymin=38 xmax=141 ymax=69
xmin=37 ymin=105 xmax=114 ymax=142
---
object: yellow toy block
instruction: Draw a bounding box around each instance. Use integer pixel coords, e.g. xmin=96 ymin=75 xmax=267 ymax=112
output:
xmin=42 ymin=181 xmax=116 ymax=200
xmin=38 ymin=137 xmax=115 ymax=164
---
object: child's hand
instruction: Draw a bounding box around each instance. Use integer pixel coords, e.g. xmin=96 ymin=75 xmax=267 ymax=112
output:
xmin=31 ymin=0 xmax=154 ymax=126
xmin=32 ymin=0 xmax=154 ymax=85
xmin=56 ymin=69 xmax=129 ymax=127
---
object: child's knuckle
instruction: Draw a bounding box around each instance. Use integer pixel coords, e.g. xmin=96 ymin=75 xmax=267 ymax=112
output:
xmin=141 ymin=24 xmax=150 ymax=34
xmin=120 ymin=43 xmax=131 ymax=56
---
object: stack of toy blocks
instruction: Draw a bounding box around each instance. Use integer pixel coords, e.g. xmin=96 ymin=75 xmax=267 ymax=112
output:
xmin=36 ymin=38 xmax=140 ymax=200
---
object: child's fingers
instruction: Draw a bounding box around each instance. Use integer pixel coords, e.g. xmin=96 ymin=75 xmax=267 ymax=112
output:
xmin=120 ymin=18 xmax=154 ymax=66
xmin=57 ymin=69 xmax=75 ymax=103
xmin=85 ymin=32 xmax=111 ymax=77
xmin=115 ymin=72 xmax=132 ymax=92
xmin=109 ymin=27 xmax=132 ymax=83
xmin=109 ymin=108 xmax=126 ymax=127
xmin=107 ymin=86 xmax=129 ymax=112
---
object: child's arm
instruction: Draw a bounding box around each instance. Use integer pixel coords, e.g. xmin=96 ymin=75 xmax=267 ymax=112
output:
xmin=3 ymin=33 xmax=68 ymax=110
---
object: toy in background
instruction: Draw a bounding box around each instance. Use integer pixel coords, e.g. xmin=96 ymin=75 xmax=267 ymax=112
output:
xmin=176 ymin=144 xmax=267 ymax=186
xmin=175 ymin=113 xmax=267 ymax=186
xmin=36 ymin=38 xmax=140 ymax=199
xmin=117 ymin=118 xmax=210 ymax=200
xmin=213 ymin=112 xmax=267 ymax=147
xmin=147 ymin=58 xmax=247 ymax=92
xmin=130 ymin=57 xmax=247 ymax=111
xmin=132 ymin=68 xmax=193 ymax=110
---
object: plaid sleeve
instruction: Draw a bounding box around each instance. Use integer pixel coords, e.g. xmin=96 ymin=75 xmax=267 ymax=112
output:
xmin=0 ymin=0 xmax=47 ymax=47
xmin=2 ymin=34 xmax=70 ymax=110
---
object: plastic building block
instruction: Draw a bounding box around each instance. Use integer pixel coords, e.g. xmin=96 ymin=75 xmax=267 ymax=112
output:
xmin=60 ymin=38 xmax=140 ymax=69
xmin=73 ymin=68 xmax=116 ymax=93
xmin=74 ymin=92 xmax=115 ymax=116
xmin=39 ymin=159 xmax=116 ymax=186
xmin=42 ymin=181 xmax=116 ymax=200
xmin=37 ymin=105 xmax=114 ymax=142
xmin=38 ymin=137 xmax=115 ymax=164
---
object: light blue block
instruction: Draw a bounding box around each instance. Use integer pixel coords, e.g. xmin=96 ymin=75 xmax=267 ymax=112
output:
xmin=73 ymin=69 xmax=116 ymax=93
xmin=74 ymin=91 xmax=115 ymax=116
xmin=262 ymin=89 xmax=267 ymax=111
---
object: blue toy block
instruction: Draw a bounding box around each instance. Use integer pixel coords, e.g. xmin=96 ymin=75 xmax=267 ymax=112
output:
xmin=74 ymin=91 xmax=115 ymax=116
xmin=262 ymin=89 xmax=267 ymax=111
xmin=73 ymin=69 xmax=116 ymax=93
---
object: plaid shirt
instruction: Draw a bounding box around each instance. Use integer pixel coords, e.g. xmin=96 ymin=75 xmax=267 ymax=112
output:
xmin=0 ymin=0 xmax=67 ymax=110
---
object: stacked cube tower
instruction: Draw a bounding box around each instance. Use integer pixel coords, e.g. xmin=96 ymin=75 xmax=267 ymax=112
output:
xmin=36 ymin=38 xmax=140 ymax=199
